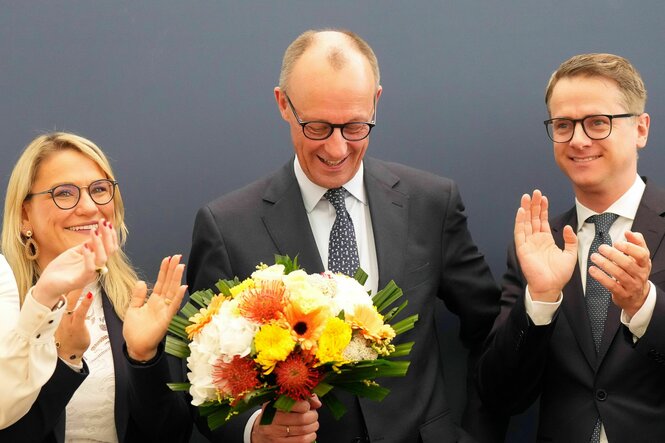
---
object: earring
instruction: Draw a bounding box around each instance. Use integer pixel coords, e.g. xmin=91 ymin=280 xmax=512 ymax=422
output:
xmin=24 ymin=230 xmax=39 ymax=261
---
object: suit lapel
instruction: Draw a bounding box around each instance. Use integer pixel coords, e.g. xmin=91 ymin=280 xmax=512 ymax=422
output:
xmin=364 ymin=159 xmax=409 ymax=290
xmin=261 ymin=161 xmax=325 ymax=273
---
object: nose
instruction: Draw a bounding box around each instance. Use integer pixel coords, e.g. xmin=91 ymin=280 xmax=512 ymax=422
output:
xmin=569 ymin=121 xmax=592 ymax=148
xmin=74 ymin=189 xmax=99 ymax=214
xmin=323 ymin=128 xmax=349 ymax=159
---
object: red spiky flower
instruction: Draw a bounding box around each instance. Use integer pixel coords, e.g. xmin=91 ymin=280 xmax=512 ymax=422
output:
xmin=212 ymin=356 xmax=261 ymax=405
xmin=273 ymin=351 xmax=322 ymax=400
xmin=238 ymin=280 xmax=286 ymax=323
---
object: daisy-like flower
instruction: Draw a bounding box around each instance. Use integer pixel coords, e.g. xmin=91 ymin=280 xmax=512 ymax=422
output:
xmin=274 ymin=351 xmax=322 ymax=401
xmin=283 ymin=296 xmax=330 ymax=351
xmin=238 ymin=280 xmax=286 ymax=324
xmin=315 ymin=317 xmax=352 ymax=364
xmin=342 ymin=334 xmax=379 ymax=361
xmin=186 ymin=294 xmax=226 ymax=339
xmin=254 ymin=323 xmax=296 ymax=373
xmin=346 ymin=304 xmax=396 ymax=343
xmin=229 ymin=278 xmax=255 ymax=298
xmin=211 ymin=355 xmax=261 ymax=405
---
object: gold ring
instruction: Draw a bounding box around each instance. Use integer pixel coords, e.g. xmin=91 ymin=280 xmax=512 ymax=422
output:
xmin=95 ymin=266 xmax=109 ymax=275
xmin=286 ymin=425 xmax=290 ymax=436
xmin=163 ymin=298 xmax=172 ymax=306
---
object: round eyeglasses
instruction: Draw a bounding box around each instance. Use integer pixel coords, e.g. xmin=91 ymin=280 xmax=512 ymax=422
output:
xmin=544 ymin=113 xmax=636 ymax=143
xmin=284 ymin=93 xmax=376 ymax=141
xmin=27 ymin=179 xmax=118 ymax=210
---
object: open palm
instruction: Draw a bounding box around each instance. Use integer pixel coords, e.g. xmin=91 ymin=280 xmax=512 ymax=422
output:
xmin=123 ymin=255 xmax=187 ymax=361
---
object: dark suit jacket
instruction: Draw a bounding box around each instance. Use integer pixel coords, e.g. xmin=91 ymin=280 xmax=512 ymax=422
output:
xmin=477 ymin=180 xmax=665 ymax=442
xmin=187 ymin=157 xmax=502 ymax=443
xmin=0 ymin=292 xmax=192 ymax=443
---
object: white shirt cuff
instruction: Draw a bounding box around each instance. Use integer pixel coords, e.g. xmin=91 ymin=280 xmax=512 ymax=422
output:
xmin=244 ymin=409 xmax=262 ymax=443
xmin=525 ymin=286 xmax=562 ymax=326
xmin=621 ymin=281 xmax=656 ymax=340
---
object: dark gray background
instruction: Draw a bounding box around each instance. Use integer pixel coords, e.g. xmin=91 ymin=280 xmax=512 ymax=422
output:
xmin=2 ymin=1 xmax=664 ymax=441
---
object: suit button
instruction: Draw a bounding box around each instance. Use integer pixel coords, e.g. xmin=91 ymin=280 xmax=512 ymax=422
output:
xmin=596 ymin=389 xmax=607 ymax=401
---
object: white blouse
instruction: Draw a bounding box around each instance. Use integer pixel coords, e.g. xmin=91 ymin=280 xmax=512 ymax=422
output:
xmin=0 ymin=255 xmax=64 ymax=429
xmin=65 ymin=284 xmax=118 ymax=442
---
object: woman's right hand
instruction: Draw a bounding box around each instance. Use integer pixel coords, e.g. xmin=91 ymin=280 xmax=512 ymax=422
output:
xmin=54 ymin=290 xmax=94 ymax=366
xmin=33 ymin=219 xmax=118 ymax=308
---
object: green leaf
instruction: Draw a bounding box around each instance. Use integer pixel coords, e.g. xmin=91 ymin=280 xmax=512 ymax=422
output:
xmin=274 ymin=254 xmax=301 ymax=274
xmin=332 ymin=381 xmax=390 ymax=401
xmin=319 ymin=391 xmax=347 ymax=420
xmin=312 ymin=381 xmax=334 ymax=397
xmin=167 ymin=315 xmax=191 ymax=340
xmin=165 ymin=335 xmax=191 ymax=359
xmin=215 ymin=280 xmax=236 ymax=297
xmin=260 ymin=400 xmax=277 ymax=425
xmin=353 ymin=267 xmax=368 ymax=286
xmin=392 ymin=314 xmax=419 ymax=335
xmin=274 ymin=394 xmax=297 ymax=412
xmin=381 ymin=299 xmax=408 ymax=323
xmin=372 ymin=281 xmax=403 ymax=313
xmin=207 ymin=406 xmax=232 ymax=431
xmin=391 ymin=342 xmax=415 ymax=358
xmin=167 ymin=382 xmax=191 ymax=392
xmin=180 ymin=303 xmax=200 ymax=320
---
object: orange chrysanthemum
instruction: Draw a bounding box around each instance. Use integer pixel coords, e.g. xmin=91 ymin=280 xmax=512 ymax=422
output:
xmin=186 ymin=295 xmax=226 ymax=339
xmin=238 ymin=280 xmax=286 ymax=323
xmin=283 ymin=301 xmax=329 ymax=350
xmin=211 ymin=355 xmax=261 ymax=405
xmin=274 ymin=351 xmax=322 ymax=401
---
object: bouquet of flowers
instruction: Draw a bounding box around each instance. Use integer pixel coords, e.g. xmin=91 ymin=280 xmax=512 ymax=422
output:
xmin=166 ymin=255 xmax=417 ymax=430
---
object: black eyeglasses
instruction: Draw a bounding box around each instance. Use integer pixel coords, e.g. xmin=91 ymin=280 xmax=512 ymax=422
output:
xmin=284 ymin=93 xmax=376 ymax=141
xmin=544 ymin=113 xmax=637 ymax=143
xmin=27 ymin=179 xmax=118 ymax=210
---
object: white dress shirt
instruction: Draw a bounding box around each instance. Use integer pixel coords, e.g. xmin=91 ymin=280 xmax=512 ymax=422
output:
xmin=243 ymin=158 xmax=379 ymax=442
xmin=525 ymin=175 xmax=655 ymax=443
xmin=0 ymin=255 xmax=66 ymax=429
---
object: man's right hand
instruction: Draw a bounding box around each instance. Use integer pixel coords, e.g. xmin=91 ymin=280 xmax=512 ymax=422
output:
xmin=514 ymin=190 xmax=578 ymax=302
xmin=251 ymin=396 xmax=321 ymax=443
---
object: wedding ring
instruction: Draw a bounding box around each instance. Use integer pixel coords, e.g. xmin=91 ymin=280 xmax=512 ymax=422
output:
xmin=95 ymin=265 xmax=109 ymax=275
xmin=286 ymin=425 xmax=290 ymax=436
xmin=163 ymin=298 xmax=172 ymax=306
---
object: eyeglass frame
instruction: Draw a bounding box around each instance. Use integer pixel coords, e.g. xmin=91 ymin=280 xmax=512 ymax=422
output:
xmin=26 ymin=179 xmax=119 ymax=210
xmin=543 ymin=113 xmax=637 ymax=143
xmin=284 ymin=92 xmax=377 ymax=141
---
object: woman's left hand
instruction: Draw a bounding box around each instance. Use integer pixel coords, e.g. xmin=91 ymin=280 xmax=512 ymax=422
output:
xmin=123 ymin=255 xmax=187 ymax=362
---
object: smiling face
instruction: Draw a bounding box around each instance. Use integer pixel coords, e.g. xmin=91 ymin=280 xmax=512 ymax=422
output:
xmin=22 ymin=149 xmax=115 ymax=269
xmin=549 ymin=76 xmax=650 ymax=211
xmin=275 ymin=37 xmax=381 ymax=189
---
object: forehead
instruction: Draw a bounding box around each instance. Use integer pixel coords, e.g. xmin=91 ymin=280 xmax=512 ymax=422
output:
xmin=549 ymin=76 xmax=625 ymax=116
xmin=34 ymin=149 xmax=106 ymax=187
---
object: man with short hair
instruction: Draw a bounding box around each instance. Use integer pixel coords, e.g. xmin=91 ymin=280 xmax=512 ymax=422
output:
xmin=478 ymin=53 xmax=665 ymax=442
xmin=188 ymin=29 xmax=502 ymax=443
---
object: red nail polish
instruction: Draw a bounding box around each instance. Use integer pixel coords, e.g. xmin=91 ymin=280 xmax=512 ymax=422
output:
xmin=95 ymin=230 xmax=100 ymax=236
xmin=108 ymin=223 xmax=113 ymax=229
xmin=87 ymin=292 xmax=93 ymax=299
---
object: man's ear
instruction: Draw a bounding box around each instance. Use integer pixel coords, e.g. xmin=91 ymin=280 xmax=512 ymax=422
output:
xmin=636 ymin=112 xmax=650 ymax=149
xmin=274 ymin=87 xmax=290 ymax=122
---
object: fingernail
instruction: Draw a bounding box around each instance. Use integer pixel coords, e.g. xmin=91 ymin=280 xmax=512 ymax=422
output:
xmin=84 ymin=243 xmax=90 ymax=250
xmin=109 ymin=223 xmax=113 ymax=229
xmin=87 ymin=292 xmax=93 ymax=299
xmin=95 ymin=230 xmax=100 ymax=236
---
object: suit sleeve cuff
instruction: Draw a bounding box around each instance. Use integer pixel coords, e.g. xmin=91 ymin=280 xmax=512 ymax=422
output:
xmin=525 ymin=285 xmax=562 ymax=326
xmin=244 ymin=409 xmax=262 ymax=443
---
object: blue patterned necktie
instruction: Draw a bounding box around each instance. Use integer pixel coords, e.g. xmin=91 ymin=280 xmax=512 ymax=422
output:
xmin=585 ymin=212 xmax=619 ymax=443
xmin=324 ymin=187 xmax=360 ymax=276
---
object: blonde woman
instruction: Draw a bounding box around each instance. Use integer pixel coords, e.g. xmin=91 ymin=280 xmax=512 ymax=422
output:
xmin=0 ymin=132 xmax=191 ymax=442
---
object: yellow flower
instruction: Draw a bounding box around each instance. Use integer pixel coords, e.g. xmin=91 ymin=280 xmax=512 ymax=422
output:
xmin=315 ymin=317 xmax=352 ymax=364
xmin=254 ymin=323 xmax=296 ymax=373
xmin=229 ymin=278 xmax=255 ymax=298
xmin=346 ymin=304 xmax=396 ymax=342
xmin=186 ymin=294 xmax=226 ymax=339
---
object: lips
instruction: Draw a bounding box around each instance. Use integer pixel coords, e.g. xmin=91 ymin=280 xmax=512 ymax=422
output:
xmin=66 ymin=223 xmax=99 ymax=232
xmin=318 ymin=155 xmax=347 ymax=167
xmin=571 ymin=155 xmax=601 ymax=162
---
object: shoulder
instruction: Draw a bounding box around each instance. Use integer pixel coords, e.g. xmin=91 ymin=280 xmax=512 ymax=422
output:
xmin=365 ymin=157 xmax=457 ymax=197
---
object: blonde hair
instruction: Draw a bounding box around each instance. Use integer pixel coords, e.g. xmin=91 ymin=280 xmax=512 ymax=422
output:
xmin=545 ymin=53 xmax=647 ymax=114
xmin=278 ymin=28 xmax=381 ymax=92
xmin=1 ymin=132 xmax=137 ymax=319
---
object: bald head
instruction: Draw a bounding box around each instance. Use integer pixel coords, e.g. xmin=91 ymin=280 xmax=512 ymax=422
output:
xmin=278 ymin=29 xmax=380 ymax=92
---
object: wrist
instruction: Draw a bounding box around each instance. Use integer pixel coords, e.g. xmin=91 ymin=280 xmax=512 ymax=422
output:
xmin=126 ymin=348 xmax=158 ymax=364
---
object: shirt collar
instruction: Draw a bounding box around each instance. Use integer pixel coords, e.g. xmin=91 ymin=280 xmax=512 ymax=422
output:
xmin=575 ymin=174 xmax=645 ymax=231
xmin=294 ymin=157 xmax=367 ymax=213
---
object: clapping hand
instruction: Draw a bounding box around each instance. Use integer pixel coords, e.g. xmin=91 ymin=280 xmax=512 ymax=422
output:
xmin=514 ymin=190 xmax=578 ymax=302
xmin=123 ymin=255 xmax=187 ymax=362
